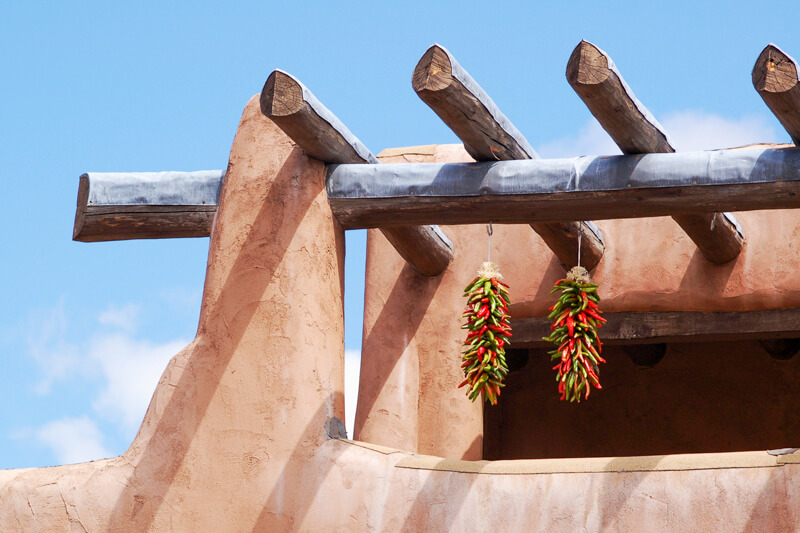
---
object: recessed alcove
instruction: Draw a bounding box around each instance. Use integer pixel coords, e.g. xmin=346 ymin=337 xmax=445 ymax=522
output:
xmin=483 ymin=341 xmax=800 ymax=460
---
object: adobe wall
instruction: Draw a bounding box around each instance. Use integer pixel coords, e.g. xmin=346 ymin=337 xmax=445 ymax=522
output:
xmin=0 ymin=95 xmax=345 ymax=531
xmin=0 ymin=96 xmax=799 ymax=532
xmin=356 ymin=144 xmax=800 ymax=461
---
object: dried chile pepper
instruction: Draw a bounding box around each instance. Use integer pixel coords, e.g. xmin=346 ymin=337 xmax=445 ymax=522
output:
xmin=459 ymin=262 xmax=511 ymax=405
xmin=543 ymin=266 xmax=606 ymax=402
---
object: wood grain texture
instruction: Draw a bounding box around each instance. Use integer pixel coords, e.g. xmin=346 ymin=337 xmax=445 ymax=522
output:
xmin=380 ymin=224 xmax=452 ymax=276
xmin=326 ymin=146 xmax=800 ymax=228
xmin=261 ymin=70 xmax=451 ymax=276
xmin=261 ymin=70 xmax=377 ymax=164
xmin=73 ymin=172 xmax=220 ymax=242
xmin=673 ymin=212 xmax=744 ymax=264
xmin=567 ymin=40 xmax=673 ymax=154
xmin=753 ymin=44 xmax=800 ymax=145
xmin=530 ymin=221 xmax=604 ymax=271
xmin=412 ymin=44 xmax=536 ymax=161
xmin=513 ymin=308 xmax=800 ymax=347
xmin=567 ymin=40 xmax=744 ymax=264
xmin=413 ymin=44 xmax=604 ymax=270
xmin=329 ymin=180 xmax=800 ymax=228
xmin=75 ymin=208 xmax=217 ymax=242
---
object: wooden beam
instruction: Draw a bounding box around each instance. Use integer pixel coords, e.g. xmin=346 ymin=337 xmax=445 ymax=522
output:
xmin=567 ymin=40 xmax=744 ymax=264
xmin=73 ymin=171 xmax=223 ymax=242
xmin=753 ymin=44 xmax=800 ymax=145
xmin=512 ymin=308 xmax=800 ymax=348
xmin=325 ymin=146 xmax=800 ymax=228
xmin=413 ymin=44 xmax=604 ymax=270
xmin=567 ymin=40 xmax=673 ymax=154
xmin=412 ymin=44 xmax=537 ymax=161
xmin=261 ymin=70 xmax=452 ymax=276
xmin=672 ymin=212 xmax=744 ymax=264
xmin=261 ymin=70 xmax=378 ymax=164
xmin=380 ymin=224 xmax=453 ymax=277
xmin=531 ymin=220 xmax=604 ymax=271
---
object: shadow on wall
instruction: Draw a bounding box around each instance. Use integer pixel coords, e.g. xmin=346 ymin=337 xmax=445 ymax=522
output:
xmin=106 ymin=146 xmax=328 ymax=530
xmin=354 ymin=261 xmax=443 ymax=444
xmin=252 ymin=397 xmax=347 ymax=531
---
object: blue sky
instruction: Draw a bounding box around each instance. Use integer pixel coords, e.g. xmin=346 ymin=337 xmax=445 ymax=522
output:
xmin=0 ymin=1 xmax=798 ymax=468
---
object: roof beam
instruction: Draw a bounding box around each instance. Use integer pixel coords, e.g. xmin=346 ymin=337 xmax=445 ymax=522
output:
xmin=412 ymin=44 xmax=604 ymax=270
xmin=73 ymin=171 xmax=223 ymax=242
xmin=567 ymin=40 xmax=744 ymax=264
xmin=753 ymin=44 xmax=800 ymax=145
xmin=512 ymin=308 xmax=800 ymax=347
xmin=261 ymin=70 xmax=452 ymax=276
xmin=326 ymin=146 xmax=800 ymax=228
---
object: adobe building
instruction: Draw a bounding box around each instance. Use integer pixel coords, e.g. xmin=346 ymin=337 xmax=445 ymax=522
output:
xmin=1 ymin=42 xmax=800 ymax=531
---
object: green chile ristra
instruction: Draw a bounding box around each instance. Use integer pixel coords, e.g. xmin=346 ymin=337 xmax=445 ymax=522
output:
xmin=544 ymin=273 xmax=607 ymax=402
xmin=459 ymin=275 xmax=512 ymax=405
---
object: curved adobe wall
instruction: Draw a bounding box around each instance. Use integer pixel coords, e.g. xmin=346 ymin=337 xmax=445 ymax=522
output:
xmin=1 ymin=98 xmax=799 ymax=532
xmin=0 ymin=96 xmax=345 ymax=531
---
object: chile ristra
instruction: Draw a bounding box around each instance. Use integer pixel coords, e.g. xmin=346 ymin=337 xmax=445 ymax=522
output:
xmin=459 ymin=262 xmax=512 ymax=405
xmin=544 ymin=266 xmax=607 ymax=402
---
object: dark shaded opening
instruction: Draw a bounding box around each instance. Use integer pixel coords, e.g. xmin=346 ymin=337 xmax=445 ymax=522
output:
xmin=484 ymin=340 xmax=800 ymax=459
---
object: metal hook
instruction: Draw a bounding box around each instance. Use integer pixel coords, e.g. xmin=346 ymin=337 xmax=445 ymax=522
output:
xmin=486 ymin=221 xmax=493 ymax=262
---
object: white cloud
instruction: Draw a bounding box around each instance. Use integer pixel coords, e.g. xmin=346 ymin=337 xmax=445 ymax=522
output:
xmin=538 ymin=119 xmax=621 ymax=158
xmin=344 ymin=349 xmax=361 ymax=438
xmin=20 ymin=300 xmax=188 ymax=464
xmin=538 ymin=111 xmax=781 ymax=158
xmin=25 ymin=300 xmax=86 ymax=394
xmin=89 ymin=333 xmax=187 ymax=434
xmin=36 ymin=416 xmax=111 ymax=465
xmin=660 ymin=111 xmax=780 ymax=151
xmin=98 ymin=303 xmax=141 ymax=332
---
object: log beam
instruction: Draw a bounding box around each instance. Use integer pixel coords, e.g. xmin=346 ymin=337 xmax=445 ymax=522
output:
xmin=261 ymin=70 xmax=452 ymax=276
xmin=567 ymin=40 xmax=744 ymax=264
xmin=325 ymin=146 xmax=800 ymax=228
xmin=413 ymin=44 xmax=604 ymax=270
xmin=73 ymin=171 xmax=223 ymax=242
xmin=513 ymin=308 xmax=800 ymax=347
xmin=753 ymin=44 xmax=800 ymax=145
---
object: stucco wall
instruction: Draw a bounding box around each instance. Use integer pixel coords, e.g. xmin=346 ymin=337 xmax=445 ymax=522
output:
xmin=356 ymin=144 xmax=800 ymax=462
xmin=1 ymin=98 xmax=799 ymax=532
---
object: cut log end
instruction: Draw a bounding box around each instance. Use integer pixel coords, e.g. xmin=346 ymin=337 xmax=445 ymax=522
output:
xmin=261 ymin=70 xmax=305 ymax=117
xmin=73 ymin=174 xmax=90 ymax=240
xmin=412 ymin=44 xmax=454 ymax=93
xmin=566 ymin=40 xmax=611 ymax=86
xmin=753 ymin=44 xmax=799 ymax=94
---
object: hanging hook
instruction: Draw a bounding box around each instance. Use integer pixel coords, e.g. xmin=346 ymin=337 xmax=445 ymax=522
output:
xmin=486 ymin=221 xmax=493 ymax=262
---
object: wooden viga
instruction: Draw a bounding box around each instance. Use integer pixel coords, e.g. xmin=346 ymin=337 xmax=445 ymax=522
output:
xmin=74 ymin=42 xmax=800 ymax=275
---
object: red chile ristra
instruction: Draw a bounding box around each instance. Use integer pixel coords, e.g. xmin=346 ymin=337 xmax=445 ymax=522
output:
xmin=544 ymin=266 xmax=607 ymax=402
xmin=459 ymin=263 xmax=512 ymax=405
